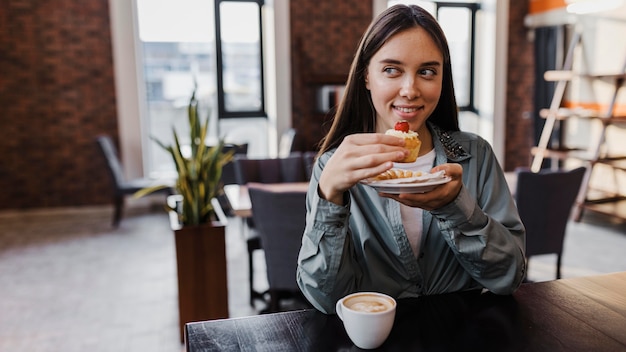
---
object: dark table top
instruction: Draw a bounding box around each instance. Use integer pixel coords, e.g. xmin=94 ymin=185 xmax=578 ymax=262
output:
xmin=185 ymin=271 xmax=626 ymax=351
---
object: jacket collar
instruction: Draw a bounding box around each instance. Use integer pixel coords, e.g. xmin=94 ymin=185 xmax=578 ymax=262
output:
xmin=428 ymin=122 xmax=471 ymax=163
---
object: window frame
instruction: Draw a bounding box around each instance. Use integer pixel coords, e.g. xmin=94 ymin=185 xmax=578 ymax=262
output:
xmin=214 ymin=0 xmax=267 ymax=119
xmin=432 ymin=1 xmax=480 ymax=114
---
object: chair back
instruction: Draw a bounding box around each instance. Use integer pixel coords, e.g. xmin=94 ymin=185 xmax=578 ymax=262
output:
xmin=280 ymin=152 xmax=306 ymax=182
xmin=234 ymin=154 xmax=306 ymax=185
xmin=515 ymin=167 xmax=586 ymax=257
xmin=302 ymin=151 xmax=317 ymax=181
xmin=221 ymin=143 xmax=248 ymax=186
xmin=248 ymin=183 xmax=306 ymax=291
xmin=96 ymin=135 xmax=126 ymax=190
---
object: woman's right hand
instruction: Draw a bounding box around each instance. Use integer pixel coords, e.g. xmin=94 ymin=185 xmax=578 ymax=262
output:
xmin=318 ymin=133 xmax=408 ymax=205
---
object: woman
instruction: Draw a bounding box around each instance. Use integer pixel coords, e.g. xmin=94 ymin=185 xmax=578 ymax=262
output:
xmin=296 ymin=4 xmax=526 ymax=314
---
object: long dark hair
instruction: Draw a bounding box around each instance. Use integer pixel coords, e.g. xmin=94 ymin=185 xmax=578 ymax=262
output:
xmin=318 ymin=4 xmax=459 ymax=155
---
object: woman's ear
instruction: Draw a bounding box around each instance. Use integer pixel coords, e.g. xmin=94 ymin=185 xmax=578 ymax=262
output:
xmin=365 ymin=70 xmax=370 ymax=90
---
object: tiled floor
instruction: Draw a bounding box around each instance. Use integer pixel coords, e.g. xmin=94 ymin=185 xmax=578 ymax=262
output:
xmin=0 ymin=204 xmax=267 ymax=352
xmin=1 ymin=203 xmax=625 ymax=352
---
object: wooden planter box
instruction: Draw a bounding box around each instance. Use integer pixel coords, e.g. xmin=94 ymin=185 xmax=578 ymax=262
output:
xmin=169 ymin=197 xmax=229 ymax=342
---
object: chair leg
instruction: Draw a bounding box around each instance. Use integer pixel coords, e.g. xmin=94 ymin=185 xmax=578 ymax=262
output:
xmin=112 ymin=195 xmax=123 ymax=227
xmin=556 ymin=254 xmax=562 ymax=279
xmin=260 ymin=290 xmax=280 ymax=314
xmin=269 ymin=290 xmax=280 ymax=312
xmin=248 ymin=248 xmax=255 ymax=306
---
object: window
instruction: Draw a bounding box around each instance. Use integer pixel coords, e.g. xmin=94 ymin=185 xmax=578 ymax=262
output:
xmin=135 ymin=0 xmax=265 ymax=176
xmin=216 ymin=1 xmax=265 ymax=117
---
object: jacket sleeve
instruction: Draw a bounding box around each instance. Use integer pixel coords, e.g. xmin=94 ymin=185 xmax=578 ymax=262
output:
xmin=296 ymin=152 xmax=362 ymax=314
xmin=430 ymin=138 xmax=526 ymax=294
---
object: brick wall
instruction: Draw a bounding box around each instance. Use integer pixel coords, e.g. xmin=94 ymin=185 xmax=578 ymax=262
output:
xmin=0 ymin=1 xmax=533 ymax=210
xmin=505 ymin=1 xmax=535 ymax=170
xmin=0 ymin=0 xmax=117 ymax=209
xmin=289 ymin=0 xmax=373 ymax=152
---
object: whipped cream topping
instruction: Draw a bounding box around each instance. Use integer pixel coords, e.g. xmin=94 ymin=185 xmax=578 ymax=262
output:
xmin=385 ymin=129 xmax=418 ymax=138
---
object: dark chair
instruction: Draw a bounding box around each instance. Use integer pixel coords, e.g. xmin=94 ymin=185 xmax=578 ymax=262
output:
xmin=220 ymin=143 xmax=248 ymax=187
xmin=247 ymin=183 xmax=309 ymax=313
xmin=302 ymin=151 xmax=317 ymax=181
xmin=95 ymin=135 xmax=174 ymax=227
xmin=214 ymin=185 xmax=265 ymax=307
xmin=233 ymin=153 xmax=306 ymax=185
xmin=233 ymin=154 xmax=310 ymax=307
xmin=515 ymin=166 xmax=586 ymax=280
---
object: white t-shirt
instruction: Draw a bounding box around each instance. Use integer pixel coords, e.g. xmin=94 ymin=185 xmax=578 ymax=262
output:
xmin=393 ymin=148 xmax=436 ymax=258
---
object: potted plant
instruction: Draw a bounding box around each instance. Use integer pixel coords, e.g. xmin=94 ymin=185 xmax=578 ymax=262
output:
xmin=136 ymin=85 xmax=235 ymax=342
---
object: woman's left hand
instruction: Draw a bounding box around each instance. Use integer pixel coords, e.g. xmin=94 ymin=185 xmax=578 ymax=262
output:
xmin=380 ymin=163 xmax=463 ymax=211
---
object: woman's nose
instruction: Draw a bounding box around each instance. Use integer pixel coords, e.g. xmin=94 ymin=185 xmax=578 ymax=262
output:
xmin=399 ymin=77 xmax=419 ymax=100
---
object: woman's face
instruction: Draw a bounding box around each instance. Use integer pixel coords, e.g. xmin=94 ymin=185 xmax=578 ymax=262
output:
xmin=365 ymin=27 xmax=443 ymax=135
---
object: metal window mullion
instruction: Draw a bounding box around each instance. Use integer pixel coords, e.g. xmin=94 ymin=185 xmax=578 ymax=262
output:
xmin=214 ymin=0 xmax=226 ymax=118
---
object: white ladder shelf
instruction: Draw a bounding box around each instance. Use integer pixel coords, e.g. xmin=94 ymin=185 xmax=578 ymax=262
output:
xmin=530 ymin=25 xmax=626 ymax=222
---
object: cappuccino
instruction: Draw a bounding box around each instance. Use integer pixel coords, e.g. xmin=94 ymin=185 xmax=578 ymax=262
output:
xmin=344 ymin=293 xmax=394 ymax=313
xmin=336 ymin=292 xmax=397 ymax=349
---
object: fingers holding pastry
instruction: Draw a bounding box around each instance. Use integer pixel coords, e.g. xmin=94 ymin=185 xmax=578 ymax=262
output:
xmin=318 ymin=133 xmax=408 ymax=204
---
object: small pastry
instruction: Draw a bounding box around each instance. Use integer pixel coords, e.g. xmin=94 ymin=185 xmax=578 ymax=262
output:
xmin=374 ymin=169 xmax=423 ymax=181
xmin=385 ymin=120 xmax=421 ymax=163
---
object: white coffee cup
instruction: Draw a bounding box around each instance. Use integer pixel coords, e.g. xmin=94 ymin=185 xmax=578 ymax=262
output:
xmin=335 ymin=292 xmax=397 ymax=349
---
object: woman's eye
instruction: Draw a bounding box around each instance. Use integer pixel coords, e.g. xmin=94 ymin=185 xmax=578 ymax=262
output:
xmin=420 ymin=68 xmax=437 ymax=78
xmin=383 ymin=67 xmax=400 ymax=76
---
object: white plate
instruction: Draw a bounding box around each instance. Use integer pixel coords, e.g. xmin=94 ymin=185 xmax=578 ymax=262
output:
xmin=360 ymin=171 xmax=451 ymax=194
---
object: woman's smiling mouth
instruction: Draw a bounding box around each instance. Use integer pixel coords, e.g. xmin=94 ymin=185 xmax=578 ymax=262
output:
xmin=393 ymin=105 xmax=422 ymax=113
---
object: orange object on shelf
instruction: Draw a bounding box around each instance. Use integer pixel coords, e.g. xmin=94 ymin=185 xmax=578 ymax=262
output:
xmin=528 ymin=0 xmax=567 ymax=14
xmin=563 ymin=101 xmax=626 ymax=117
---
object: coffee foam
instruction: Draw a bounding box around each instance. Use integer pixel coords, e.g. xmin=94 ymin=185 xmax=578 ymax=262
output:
xmin=345 ymin=294 xmax=394 ymax=313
